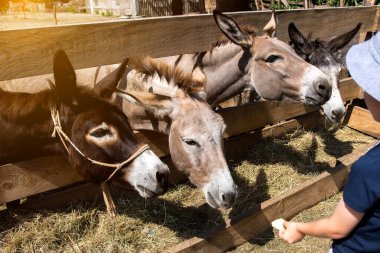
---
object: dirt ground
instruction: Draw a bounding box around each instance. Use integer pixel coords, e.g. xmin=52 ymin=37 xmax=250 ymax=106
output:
xmin=0 ymin=12 xmax=119 ymax=31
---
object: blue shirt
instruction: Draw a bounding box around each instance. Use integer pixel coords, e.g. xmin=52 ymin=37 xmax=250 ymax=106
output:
xmin=333 ymin=143 xmax=380 ymax=253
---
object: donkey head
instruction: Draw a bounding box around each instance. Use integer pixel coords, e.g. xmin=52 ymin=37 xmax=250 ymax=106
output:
xmin=288 ymin=22 xmax=362 ymax=123
xmin=53 ymin=50 xmax=169 ymax=198
xmin=113 ymin=58 xmax=237 ymax=209
xmin=213 ymin=10 xmax=332 ymax=106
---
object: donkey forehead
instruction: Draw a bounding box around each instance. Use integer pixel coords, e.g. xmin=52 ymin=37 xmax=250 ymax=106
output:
xmin=75 ymin=106 xmax=129 ymax=130
xmin=174 ymin=104 xmax=225 ymax=134
xmin=309 ymin=47 xmax=340 ymax=67
xmin=254 ymin=37 xmax=300 ymax=58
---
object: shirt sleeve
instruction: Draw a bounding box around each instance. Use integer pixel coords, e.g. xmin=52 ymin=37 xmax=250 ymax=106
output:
xmin=343 ymin=156 xmax=380 ymax=213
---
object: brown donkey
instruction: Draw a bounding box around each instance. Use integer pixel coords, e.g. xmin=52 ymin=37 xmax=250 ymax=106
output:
xmin=0 ymin=50 xmax=169 ymax=216
xmin=94 ymin=57 xmax=238 ymax=210
xmin=159 ymin=11 xmax=332 ymax=107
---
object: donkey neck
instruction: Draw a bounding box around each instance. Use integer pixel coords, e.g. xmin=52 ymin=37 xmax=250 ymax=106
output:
xmin=163 ymin=43 xmax=251 ymax=107
xmin=0 ymin=89 xmax=61 ymax=164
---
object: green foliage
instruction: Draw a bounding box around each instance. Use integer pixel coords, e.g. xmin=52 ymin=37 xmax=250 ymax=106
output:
xmin=103 ymin=10 xmax=113 ymax=16
xmin=270 ymin=2 xmax=299 ymax=9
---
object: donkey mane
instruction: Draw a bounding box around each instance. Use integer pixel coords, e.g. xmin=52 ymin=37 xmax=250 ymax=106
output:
xmin=129 ymin=57 xmax=205 ymax=94
xmin=0 ymin=89 xmax=54 ymax=122
xmin=211 ymin=25 xmax=258 ymax=48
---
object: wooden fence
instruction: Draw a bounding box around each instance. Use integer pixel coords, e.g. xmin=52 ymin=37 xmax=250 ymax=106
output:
xmin=0 ymin=6 xmax=380 ymax=251
xmin=139 ymin=0 xmax=205 ymax=17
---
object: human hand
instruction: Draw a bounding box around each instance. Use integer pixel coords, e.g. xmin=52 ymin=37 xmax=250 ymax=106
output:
xmin=278 ymin=221 xmax=305 ymax=244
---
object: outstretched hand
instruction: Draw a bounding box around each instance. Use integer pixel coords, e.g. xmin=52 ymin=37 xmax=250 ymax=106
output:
xmin=278 ymin=221 xmax=305 ymax=244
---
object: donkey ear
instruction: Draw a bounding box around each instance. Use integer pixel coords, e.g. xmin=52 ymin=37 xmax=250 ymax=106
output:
xmin=53 ymin=49 xmax=78 ymax=105
xmin=93 ymin=58 xmax=129 ymax=98
xmin=213 ymin=10 xmax=253 ymax=48
xmin=115 ymin=89 xmax=175 ymax=119
xmin=263 ymin=11 xmax=277 ymax=38
xmin=288 ymin=22 xmax=310 ymax=55
xmin=327 ymin=23 xmax=362 ymax=53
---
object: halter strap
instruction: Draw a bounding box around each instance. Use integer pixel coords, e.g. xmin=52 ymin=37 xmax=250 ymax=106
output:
xmin=50 ymin=106 xmax=149 ymax=182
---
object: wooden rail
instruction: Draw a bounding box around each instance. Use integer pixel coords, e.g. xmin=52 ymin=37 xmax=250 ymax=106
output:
xmin=0 ymin=7 xmax=377 ymax=81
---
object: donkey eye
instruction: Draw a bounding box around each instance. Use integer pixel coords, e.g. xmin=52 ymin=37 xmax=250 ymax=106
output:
xmin=90 ymin=128 xmax=111 ymax=138
xmin=183 ymin=139 xmax=200 ymax=147
xmin=265 ymin=55 xmax=282 ymax=63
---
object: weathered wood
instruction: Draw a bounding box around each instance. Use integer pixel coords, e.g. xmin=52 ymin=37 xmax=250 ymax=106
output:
xmin=0 ymin=155 xmax=82 ymax=204
xmin=348 ymin=106 xmax=380 ymax=139
xmin=373 ymin=6 xmax=380 ymax=31
xmin=21 ymin=182 xmax=101 ymax=210
xmin=0 ymin=7 xmax=377 ymax=81
xmin=166 ymin=141 xmax=377 ymax=253
xmin=221 ymin=78 xmax=360 ymax=137
xmin=225 ymin=110 xmax=325 ymax=160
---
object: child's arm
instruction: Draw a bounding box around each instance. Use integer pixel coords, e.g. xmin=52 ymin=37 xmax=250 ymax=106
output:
xmin=279 ymin=198 xmax=364 ymax=244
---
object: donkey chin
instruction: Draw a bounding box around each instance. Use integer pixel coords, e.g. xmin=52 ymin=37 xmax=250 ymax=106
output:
xmin=201 ymin=170 xmax=238 ymax=209
xmin=119 ymin=149 xmax=170 ymax=198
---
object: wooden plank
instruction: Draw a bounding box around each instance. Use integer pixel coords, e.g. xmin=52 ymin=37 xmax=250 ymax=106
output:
xmin=348 ymin=106 xmax=380 ymax=138
xmin=0 ymin=7 xmax=376 ymax=81
xmin=374 ymin=6 xmax=380 ymax=31
xmin=225 ymin=110 xmax=325 ymax=160
xmin=21 ymin=182 xmax=101 ymax=210
xmin=221 ymin=78 xmax=360 ymax=137
xmin=0 ymin=155 xmax=82 ymax=204
xmin=166 ymin=141 xmax=377 ymax=253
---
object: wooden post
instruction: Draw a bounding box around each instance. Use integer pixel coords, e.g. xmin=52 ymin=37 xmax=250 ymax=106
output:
xmin=53 ymin=2 xmax=57 ymax=25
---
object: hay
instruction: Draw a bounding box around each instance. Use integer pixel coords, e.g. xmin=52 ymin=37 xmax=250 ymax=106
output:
xmin=0 ymin=126 xmax=375 ymax=252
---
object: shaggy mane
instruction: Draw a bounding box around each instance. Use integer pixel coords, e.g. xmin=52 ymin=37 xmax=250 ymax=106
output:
xmin=129 ymin=57 xmax=205 ymax=94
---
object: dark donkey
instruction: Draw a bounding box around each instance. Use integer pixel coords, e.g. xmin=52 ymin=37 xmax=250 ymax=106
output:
xmin=288 ymin=22 xmax=362 ymax=123
xmin=0 ymin=50 xmax=169 ymax=216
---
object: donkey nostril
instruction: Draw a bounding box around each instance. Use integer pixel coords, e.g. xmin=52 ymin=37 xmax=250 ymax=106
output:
xmin=318 ymin=83 xmax=326 ymax=91
xmin=332 ymin=108 xmax=346 ymax=120
xmin=156 ymin=171 xmax=168 ymax=187
xmin=221 ymin=192 xmax=236 ymax=205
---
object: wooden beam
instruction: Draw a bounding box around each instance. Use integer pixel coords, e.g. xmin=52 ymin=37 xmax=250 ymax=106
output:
xmin=348 ymin=106 xmax=380 ymax=139
xmin=225 ymin=110 xmax=325 ymax=160
xmin=166 ymin=142 xmax=377 ymax=253
xmin=0 ymin=7 xmax=377 ymax=81
xmin=0 ymin=155 xmax=82 ymax=204
xmin=373 ymin=6 xmax=380 ymax=31
xmin=221 ymin=78 xmax=360 ymax=137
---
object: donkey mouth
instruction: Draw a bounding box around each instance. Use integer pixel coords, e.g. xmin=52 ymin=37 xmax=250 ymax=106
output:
xmin=206 ymin=191 xmax=220 ymax=209
xmin=136 ymin=185 xmax=159 ymax=198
